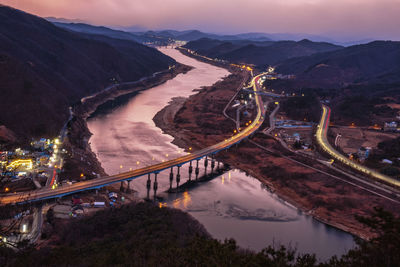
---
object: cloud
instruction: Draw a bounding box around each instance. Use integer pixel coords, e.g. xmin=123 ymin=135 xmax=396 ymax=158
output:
xmin=1 ymin=0 xmax=399 ymax=40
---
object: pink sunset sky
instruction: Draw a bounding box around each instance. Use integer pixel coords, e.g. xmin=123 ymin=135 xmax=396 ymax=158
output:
xmin=1 ymin=0 xmax=400 ymax=41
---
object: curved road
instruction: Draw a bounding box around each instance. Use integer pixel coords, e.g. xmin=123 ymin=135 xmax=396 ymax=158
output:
xmin=0 ymin=74 xmax=265 ymax=205
xmin=316 ymin=104 xmax=400 ymax=187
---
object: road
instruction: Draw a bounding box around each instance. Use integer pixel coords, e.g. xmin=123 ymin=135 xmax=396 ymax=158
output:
xmin=0 ymin=73 xmax=265 ymax=205
xmin=263 ymin=102 xmax=280 ymax=135
xmin=316 ymin=104 xmax=400 ymax=188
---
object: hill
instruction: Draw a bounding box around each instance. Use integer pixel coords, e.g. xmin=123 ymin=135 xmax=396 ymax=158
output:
xmin=1 ymin=203 xmax=399 ymax=266
xmin=141 ymin=30 xmax=272 ymax=42
xmin=183 ymin=38 xmax=342 ymax=67
xmin=0 ymin=5 xmax=175 ymax=141
xmin=51 ymin=22 xmax=150 ymax=43
xmin=276 ymin=41 xmax=400 ymax=88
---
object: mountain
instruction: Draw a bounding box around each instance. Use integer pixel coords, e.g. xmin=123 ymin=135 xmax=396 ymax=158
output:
xmin=183 ymin=38 xmax=342 ymax=67
xmin=276 ymin=41 xmax=400 ymax=87
xmin=139 ymin=30 xmax=272 ymax=42
xmin=45 ymin=16 xmax=87 ymax=24
xmin=0 ymin=5 xmax=175 ymax=140
xmin=51 ymin=22 xmax=149 ymax=43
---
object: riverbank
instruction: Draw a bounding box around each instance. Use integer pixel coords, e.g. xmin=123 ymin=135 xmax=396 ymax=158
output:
xmin=60 ymin=63 xmax=192 ymax=181
xmin=153 ymin=50 xmax=400 ymax=239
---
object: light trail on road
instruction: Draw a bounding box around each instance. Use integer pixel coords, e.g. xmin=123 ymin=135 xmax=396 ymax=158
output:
xmin=0 ymin=72 xmax=266 ymax=205
xmin=316 ymin=105 xmax=400 ymax=188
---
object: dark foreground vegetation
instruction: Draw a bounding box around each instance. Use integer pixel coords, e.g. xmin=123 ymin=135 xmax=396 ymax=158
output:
xmin=0 ymin=203 xmax=399 ymax=266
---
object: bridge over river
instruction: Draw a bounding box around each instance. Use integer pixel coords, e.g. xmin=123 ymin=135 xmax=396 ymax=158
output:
xmin=0 ymin=73 xmax=266 ymax=205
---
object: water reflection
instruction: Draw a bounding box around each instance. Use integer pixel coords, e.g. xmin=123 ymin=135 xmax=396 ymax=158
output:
xmin=87 ymin=48 xmax=355 ymax=260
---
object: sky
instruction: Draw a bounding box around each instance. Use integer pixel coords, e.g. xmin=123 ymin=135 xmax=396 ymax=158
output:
xmin=2 ymin=0 xmax=400 ymax=41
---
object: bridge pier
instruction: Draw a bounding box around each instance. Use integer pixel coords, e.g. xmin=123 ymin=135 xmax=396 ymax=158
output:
xmin=146 ymin=174 xmax=151 ymax=200
xmin=188 ymin=161 xmax=193 ymax=181
xmin=204 ymin=156 xmax=208 ymax=176
xmin=195 ymin=160 xmax=200 ymax=180
xmin=211 ymin=156 xmax=215 ymax=173
xmin=153 ymin=173 xmax=158 ymax=200
xmin=126 ymin=180 xmax=132 ymax=194
xmin=176 ymin=166 xmax=181 ymax=190
xmin=169 ymin=167 xmax=174 ymax=190
xmin=217 ymin=161 xmax=220 ymax=172
xmin=120 ymin=181 xmax=124 ymax=192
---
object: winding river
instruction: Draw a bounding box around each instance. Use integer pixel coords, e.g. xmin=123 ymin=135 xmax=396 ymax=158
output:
xmin=87 ymin=48 xmax=355 ymax=260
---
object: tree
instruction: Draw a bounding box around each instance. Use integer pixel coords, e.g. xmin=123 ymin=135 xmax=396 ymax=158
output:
xmin=332 ymin=207 xmax=400 ymax=267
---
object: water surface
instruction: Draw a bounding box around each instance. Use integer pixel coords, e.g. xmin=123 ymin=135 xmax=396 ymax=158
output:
xmin=87 ymin=48 xmax=355 ymax=260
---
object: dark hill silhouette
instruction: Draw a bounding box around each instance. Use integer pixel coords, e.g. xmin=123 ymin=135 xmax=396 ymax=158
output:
xmin=0 ymin=5 xmax=175 ymax=140
xmin=51 ymin=22 xmax=150 ymax=43
xmin=183 ymin=38 xmax=342 ymax=66
xmin=276 ymin=40 xmax=400 ymax=87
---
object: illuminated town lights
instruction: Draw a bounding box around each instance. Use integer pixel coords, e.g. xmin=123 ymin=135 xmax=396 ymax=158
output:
xmin=136 ymin=161 xmax=140 ymax=165
xmin=189 ymin=147 xmax=192 ymax=151
xmin=6 ymin=159 xmax=33 ymax=170
xmin=5 ymin=187 xmax=9 ymax=192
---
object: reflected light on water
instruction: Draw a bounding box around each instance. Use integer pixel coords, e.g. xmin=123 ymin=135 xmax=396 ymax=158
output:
xmin=172 ymin=191 xmax=192 ymax=209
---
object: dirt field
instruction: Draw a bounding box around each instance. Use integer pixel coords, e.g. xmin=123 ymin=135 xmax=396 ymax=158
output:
xmin=331 ymin=127 xmax=398 ymax=154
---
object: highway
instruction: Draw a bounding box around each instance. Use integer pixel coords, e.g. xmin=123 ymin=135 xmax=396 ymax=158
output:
xmin=316 ymin=104 xmax=400 ymax=188
xmin=0 ymin=73 xmax=265 ymax=205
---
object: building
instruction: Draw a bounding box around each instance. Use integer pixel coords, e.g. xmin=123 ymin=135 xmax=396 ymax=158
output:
xmin=382 ymin=159 xmax=393 ymax=164
xmin=357 ymin=147 xmax=371 ymax=161
xmin=384 ymin=121 xmax=398 ymax=132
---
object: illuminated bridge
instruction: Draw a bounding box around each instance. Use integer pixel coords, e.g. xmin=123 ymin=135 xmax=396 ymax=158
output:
xmin=0 ymin=74 xmax=266 ymax=205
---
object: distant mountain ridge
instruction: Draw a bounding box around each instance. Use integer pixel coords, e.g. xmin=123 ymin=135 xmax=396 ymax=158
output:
xmin=0 ymin=5 xmax=175 ymax=140
xmin=139 ymin=30 xmax=272 ymax=42
xmin=51 ymin=22 xmax=172 ymax=44
xmin=183 ymin=38 xmax=342 ymax=67
xmin=52 ymin=22 xmax=147 ymax=43
xmin=276 ymin=40 xmax=400 ymax=87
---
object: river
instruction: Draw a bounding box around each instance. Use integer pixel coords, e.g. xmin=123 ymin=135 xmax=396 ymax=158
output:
xmin=87 ymin=47 xmax=355 ymax=260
